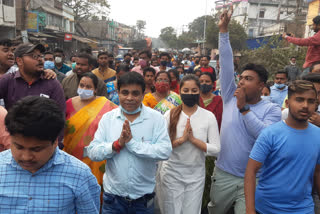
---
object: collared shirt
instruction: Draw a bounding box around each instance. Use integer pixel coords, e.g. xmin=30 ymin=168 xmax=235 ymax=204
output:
xmin=0 ymin=148 xmax=101 ymax=214
xmin=61 ymin=73 xmax=108 ymax=100
xmin=217 ymin=33 xmax=281 ymax=177
xmin=55 ymin=63 xmax=72 ymax=74
xmin=92 ymin=67 xmax=116 ymax=83
xmin=86 ymin=105 xmax=172 ymax=199
xmin=131 ymin=65 xmax=159 ymax=76
xmin=270 ymin=85 xmax=288 ymax=107
xmin=0 ymin=70 xmax=65 ymax=111
xmin=0 ymin=65 xmax=18 ymax=107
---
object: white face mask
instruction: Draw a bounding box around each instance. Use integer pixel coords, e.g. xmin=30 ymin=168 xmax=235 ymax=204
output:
xmin=55 ymin=57 xmax=62 ymax=64
xmin=77 ymin=88 xmax=94 ymax=100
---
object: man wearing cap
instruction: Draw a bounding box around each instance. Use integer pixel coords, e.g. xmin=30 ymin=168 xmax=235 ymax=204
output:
xmin=0 ymin=43 xmax=65 ymax=148
xmin=0 ymin=43 xmax=65 ymax=111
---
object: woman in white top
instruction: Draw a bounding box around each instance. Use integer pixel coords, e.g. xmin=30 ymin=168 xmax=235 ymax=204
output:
xmin=159 ymin=74 xmax=221 ymax=214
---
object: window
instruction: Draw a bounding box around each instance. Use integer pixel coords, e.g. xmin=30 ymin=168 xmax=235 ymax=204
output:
xmin=259 ymin=10 xmax=265 ymax=18
xmin=249 ymin=29 xmax=254 ymax=38
xmin=3 ymin=0 xmax=14 ymax=7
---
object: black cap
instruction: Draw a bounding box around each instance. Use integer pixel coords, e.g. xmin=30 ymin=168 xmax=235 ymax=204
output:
xmin=14 ymin=43 xmax=45 ymax=58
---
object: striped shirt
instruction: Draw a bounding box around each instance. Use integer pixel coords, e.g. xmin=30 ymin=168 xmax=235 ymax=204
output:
xmin=0 ymin=148 xmax=100 ymax=213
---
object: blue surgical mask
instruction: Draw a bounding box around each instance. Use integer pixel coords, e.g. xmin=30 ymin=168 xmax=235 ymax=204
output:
xmin=179 ymin=74 xmax=184 ymax=80
xmin=77 ymin=88 xmax=94 ymax=100
xmin=261 ymin=96 xmax=271 ymax=102
xmin=119 ymin=105 xmax=142 ymax=115
xmin=44 ymin=61 xmax=55 ymax=70
xmin=274 ymin=83 xmax=286 ymax=89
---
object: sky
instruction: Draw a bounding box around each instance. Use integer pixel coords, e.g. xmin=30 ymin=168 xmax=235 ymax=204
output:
xmin=107 ymin=0 xmax=217 ymax=38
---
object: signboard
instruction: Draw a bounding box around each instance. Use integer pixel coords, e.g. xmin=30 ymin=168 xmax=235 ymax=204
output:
xmin=64 ymin=34 xmax=72 ymax=42
xmin=21 ymin=31 xmax=28 ymax=44
xmin=27 ymin=11 xmax=38 ymax=32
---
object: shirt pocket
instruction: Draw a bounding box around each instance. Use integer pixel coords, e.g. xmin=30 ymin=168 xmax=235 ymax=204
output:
xmin=0 ymin=195 xmax=28 ymax=210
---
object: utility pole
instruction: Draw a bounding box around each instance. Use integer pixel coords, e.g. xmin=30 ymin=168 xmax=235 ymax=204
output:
xmin=203 ymin=0 xmax=208 ymax=55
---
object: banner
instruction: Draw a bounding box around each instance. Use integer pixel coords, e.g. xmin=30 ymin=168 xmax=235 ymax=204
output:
xmin=27 ymin=11 xmax=38 ymax=32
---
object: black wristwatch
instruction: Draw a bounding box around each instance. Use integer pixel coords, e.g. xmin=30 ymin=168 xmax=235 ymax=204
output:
xmin=239 ymin=104 xmax=250 ymax=113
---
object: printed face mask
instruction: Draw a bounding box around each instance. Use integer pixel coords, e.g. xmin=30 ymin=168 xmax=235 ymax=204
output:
xmin=77 ymin=88 xmax=94 ymax=100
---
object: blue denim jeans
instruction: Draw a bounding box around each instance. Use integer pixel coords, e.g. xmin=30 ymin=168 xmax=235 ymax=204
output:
xmin=102 ymin=192 xmax=154 ymax=214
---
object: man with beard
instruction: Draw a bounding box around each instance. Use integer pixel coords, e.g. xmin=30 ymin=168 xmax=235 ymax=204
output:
xmin=245 ymin=80 xmax=320 ymax=214
xmin=62 ymin=53 xmax=108 ymax=100
xmin=283 ymin=16 xmax=320 ymax=75
xmin=0 ymin=43 xmax=66 ymax=148
xmin=0 ymin=43 xmax=65 ymax=112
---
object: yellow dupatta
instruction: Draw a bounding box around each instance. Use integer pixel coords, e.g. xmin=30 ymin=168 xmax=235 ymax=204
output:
xmin=63 ymin=97 xmax=116 ymax=185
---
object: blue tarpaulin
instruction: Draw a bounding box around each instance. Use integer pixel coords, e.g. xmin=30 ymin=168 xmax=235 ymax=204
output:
xmin=246 ymin=36 xmax=283 ymax=49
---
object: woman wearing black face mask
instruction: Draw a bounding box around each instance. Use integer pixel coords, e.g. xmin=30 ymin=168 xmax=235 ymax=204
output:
xmin=157 ymin=74 xmax=220 ymax=214
xmin=199 ymin=72 xmax=223 ymax=130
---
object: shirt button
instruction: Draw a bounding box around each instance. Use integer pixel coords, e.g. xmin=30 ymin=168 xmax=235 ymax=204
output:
xmin=29 ymin=197 xmax=32 ymax=200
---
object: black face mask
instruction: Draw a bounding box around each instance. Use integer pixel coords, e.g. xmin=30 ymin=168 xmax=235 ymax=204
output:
xmin=200 ymin=84 xmax=213 ymax=93
xmin=181 ymin=93 xmax=200 ymax=107
xmin=160 ymin=61 xmax=167 ymax=66
xmin=195 ymin=60 xmax=200 ymax=64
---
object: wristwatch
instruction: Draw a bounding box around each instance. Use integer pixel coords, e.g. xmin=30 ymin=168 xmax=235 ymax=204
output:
xmin=239 ymin=104 xmax=250 ymax=113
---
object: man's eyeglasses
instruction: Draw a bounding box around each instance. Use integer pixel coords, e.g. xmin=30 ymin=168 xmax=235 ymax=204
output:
xmin=23 ymin=53 xmax=44 ymax=60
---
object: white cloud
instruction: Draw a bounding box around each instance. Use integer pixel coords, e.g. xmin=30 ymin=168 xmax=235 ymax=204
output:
xmin=108 ymin=0 xmax=216 ymax=37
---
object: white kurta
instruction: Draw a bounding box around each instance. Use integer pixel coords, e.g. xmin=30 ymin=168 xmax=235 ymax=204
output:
xmin=158 ymin=106 xmax=220 ymax=214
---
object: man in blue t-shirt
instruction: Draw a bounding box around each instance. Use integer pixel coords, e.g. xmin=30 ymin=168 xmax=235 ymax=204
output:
xmin=244 ymin=80 xmax=320 ymax=214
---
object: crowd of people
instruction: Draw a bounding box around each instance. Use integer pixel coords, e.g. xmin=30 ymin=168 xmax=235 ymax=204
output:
xmin=0 ymin=5 xmax=320 ymax=214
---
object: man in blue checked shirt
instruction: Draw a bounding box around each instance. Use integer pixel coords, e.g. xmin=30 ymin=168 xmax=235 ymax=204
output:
xmin=86 ymin=71 xmax=172 ymax=214
xmin=0 ymin=96 xmax=100 ymax=214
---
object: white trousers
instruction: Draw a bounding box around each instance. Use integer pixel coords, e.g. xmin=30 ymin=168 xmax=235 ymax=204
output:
xmin=158 ymin=172 xmax=204 ymax=214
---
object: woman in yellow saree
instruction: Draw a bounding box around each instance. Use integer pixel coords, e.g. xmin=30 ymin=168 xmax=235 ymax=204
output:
xmin=64 ymin=73 xmax=117 ymax=185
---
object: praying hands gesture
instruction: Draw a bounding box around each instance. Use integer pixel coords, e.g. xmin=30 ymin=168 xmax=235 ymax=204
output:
xmin=182 ymin=118 xmax=194 ymax=142
xmin=119 ymin=120 xmax=132 ymax=147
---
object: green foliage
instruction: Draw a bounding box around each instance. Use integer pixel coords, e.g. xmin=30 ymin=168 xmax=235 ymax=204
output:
xmin=239 ymin=36 xmax=307 ymax=80
xmin=136 ymin=20 xmax=146 ymax=32
xmin=63 ymin=0 xmax=110 ymax=22
xmin=228 ymin=20 xmax=248 ymax=51
xmin=159 ymin=16 xmax=247 ymax=51
xmin=159 ymin=27 xmax=178 ymax=48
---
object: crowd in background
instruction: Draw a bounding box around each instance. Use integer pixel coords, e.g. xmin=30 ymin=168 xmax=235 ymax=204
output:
xmin=0 ymin=6 xmax=320 ymax=214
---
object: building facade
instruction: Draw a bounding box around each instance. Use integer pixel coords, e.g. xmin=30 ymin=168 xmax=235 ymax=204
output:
xmin=0 ymin=0 xmax=16 ymax=39
xmin=305 ymin=0 xmax=320 ymax=37
xmin=215 ymin=0 xmax=308 ymax=38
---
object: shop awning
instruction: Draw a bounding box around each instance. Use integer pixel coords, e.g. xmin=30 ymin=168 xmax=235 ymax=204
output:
xmin=72 ymin=35 xmax=99 ymax=44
